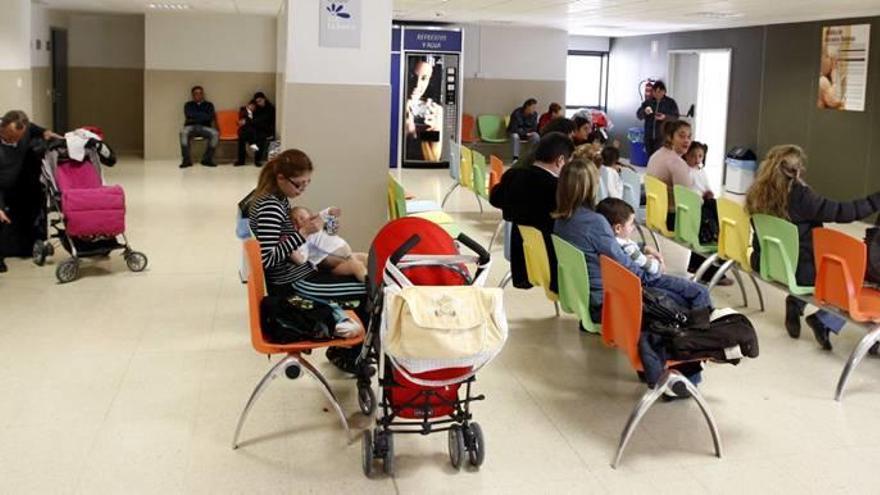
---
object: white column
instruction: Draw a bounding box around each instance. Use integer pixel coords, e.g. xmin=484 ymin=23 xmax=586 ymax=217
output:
xmin=0 ymin=0 xmax=33 ymax=115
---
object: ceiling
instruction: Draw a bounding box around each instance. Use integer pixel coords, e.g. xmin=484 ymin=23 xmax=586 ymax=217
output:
xmin=36 ymin=0 xmax=880 ymax=36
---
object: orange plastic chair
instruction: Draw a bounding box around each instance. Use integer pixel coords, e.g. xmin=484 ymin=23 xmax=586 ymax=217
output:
xmin=599 ymin=255 xmax=722 ymax=468
xmin=462 ymin=113 xmax=477 ymax=143
xmin=812 ymin=228 xmax=880 ymax=401
xmin=232 ymin=239 xmax=365 ymax=449
xmin=216 ymin=110 xmax=241 ymax=141
xmin=488 ymin=155 xmax=504 ymax=191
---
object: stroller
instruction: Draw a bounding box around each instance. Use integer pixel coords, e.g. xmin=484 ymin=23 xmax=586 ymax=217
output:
xmin=34 ymin=137 xmax=147 ymax=283
xmin=358 ymin=217 xmax=508 ymax=477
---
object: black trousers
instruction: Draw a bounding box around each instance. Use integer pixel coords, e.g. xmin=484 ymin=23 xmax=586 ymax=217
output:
xmin=237 ymin=126 xmax=269 ymax=164
xmin=666 ymin=212 xmax=719 ymax=281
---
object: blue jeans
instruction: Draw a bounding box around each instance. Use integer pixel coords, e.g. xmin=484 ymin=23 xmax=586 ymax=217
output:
xmin=509 ymin=132 xmax=540 ymax=159
xmin=646 ymin=274 xmax=712 ymax=311
xmin=789 ymin=297 xmax=846 ymax=333
xmin=180 ymin=125 xmax=219 ymax=163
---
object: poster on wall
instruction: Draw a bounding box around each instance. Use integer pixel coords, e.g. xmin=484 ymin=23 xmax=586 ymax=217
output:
xmin=817 ymin=24 xmax=870 ymax=111
xmin=319 ymin=0 xmax=361 ymax=48
xmin=403 ymin=54 xmax=445 ymax=163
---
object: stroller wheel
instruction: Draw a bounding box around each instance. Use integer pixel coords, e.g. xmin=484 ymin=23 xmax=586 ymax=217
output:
xmin=125 ymin=251 xmax=148 ymax=272
xmin=46 ymin=243 xmax=55 ymax=256
xmin=56 ymin=258 xmax=79 ymax=284
xmin=361 ymin=429 xmax=374 ymax=478
xmin=357 ymin=383 xmax=376 ymax=416
xmin=32 ymin=241 xmax=47 ymax=266
xmin=467 ymin=422 xmax=485 ymax=468
xmin=382 ymin=432 xmax=395 ymax=476
xmin=448 ymin=425 xmax=465 ymax=470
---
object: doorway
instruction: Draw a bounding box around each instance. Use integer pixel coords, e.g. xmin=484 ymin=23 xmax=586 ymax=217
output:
xmin=50 ymin=28 xmax=68 ymax=132
xmin=668 ymin=49 xmax=732 ymax=194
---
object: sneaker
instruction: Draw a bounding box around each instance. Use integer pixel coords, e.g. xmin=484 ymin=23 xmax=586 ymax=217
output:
xmin=248 ymin=144 xmax=259 ymax=153
xmin=0 ymin=258 xmax=7 ymax=273
xmin=326 ymin=346 xmax=360 ymax=375
xmin=233 ymin=161 xmax=246 ymax=166
xmin=805 ymin=313 xmax=833 ymax=351
xmin=334 ymin=318 xmax=361 ymax=339
xmin=870 ymin=342 xmax=879 ymax=356
xmin=784 ymin=296 xmax=802 ymax=339
xmin=661 ymin=381 xmax=692 ymax=402
xmin=179 ymin=161 xmax=192 ymax=168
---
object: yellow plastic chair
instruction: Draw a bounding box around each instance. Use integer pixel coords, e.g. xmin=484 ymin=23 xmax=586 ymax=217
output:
xmin=644 ymin=175 xmax=674 ymax=237
xmin=459 ymin=146 xmax=474 ymax=190
xmin=518 ymin=225 xmax=560 ymax=315
xmin=692 ymin=198 xmax=765 ymax=310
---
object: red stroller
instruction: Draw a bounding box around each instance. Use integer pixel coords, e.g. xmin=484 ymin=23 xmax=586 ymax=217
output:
xmin=36 ymin=140 xmax=147 ymax=283
xmin=357 ymin=218 xmax=508 ymax=477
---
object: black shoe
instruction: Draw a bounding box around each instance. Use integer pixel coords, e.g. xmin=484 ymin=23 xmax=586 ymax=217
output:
xmin=784 ymin=296 xmax=802 ymax=339
xmin=200 ymin=161 xmax=217 ymax=167
xmin=0 ymin=258 xmax=7 ymax=273
xmin=806 ymin=314 xmax=833 ymax=351
xmin=870 ymin=342 xmax=880 ymax=356
xmin=179 ymin=161 xmax=192 ymax=168
xmin=254 ymin=161 xmax=265 ymax=168
xmin=233 ymin=161 xmax=246 ymax=166
xmin=660 ymin=381 xmax=692 ymax=402
xmin=326 ymin=346 xmax=360 ymax=375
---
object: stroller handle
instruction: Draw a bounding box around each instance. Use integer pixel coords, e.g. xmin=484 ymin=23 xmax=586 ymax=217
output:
xmin=456 ymin=233 xmax=490 ymax=266
xmin=389 ymin=234 xmax=421 ymax=266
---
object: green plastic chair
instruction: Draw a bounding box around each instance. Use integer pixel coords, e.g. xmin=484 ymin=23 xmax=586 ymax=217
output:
xmin=477 ymin=115 xmax=509 ymax=143
xmin=471 ymin=150 xmax=489 ymax=200
xmin=673 ymin=185 xmax=717 ymax=254
xmin=552 ymin=235 xmax=599 ymax=333
xmin=387 ymin=174 xmax=461 ymax=237
xmin=751 ymin=213 xmax=813 ymax=295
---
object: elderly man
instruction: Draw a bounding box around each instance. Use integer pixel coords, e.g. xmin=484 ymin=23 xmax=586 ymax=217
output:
xmin=179 ymin=85 xmax=218 ymax=168
xmin=0 ymin=110 xmax=61 ymax=273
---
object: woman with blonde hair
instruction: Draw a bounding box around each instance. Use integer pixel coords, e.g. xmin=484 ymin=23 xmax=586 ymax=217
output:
xmin=747 ymin=144 xmax=880 ymax=350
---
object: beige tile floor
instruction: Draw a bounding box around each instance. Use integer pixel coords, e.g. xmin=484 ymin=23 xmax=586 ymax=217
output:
xmin=1 ymin=159 xmax=879 ymax=494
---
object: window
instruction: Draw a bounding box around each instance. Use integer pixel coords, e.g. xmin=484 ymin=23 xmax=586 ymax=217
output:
xmin=565 ymin=51 xmax=609 ymax=114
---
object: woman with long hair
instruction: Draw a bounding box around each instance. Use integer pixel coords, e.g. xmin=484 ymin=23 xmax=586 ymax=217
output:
xmin=746 ymin=145 xmax=880 ymax=349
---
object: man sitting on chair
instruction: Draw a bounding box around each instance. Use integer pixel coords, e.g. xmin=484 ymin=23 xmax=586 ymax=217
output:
xmin=179 ymin=85 xmax=218 ymax=168
xmin=506 ymin=98 xmax=540 ymax=163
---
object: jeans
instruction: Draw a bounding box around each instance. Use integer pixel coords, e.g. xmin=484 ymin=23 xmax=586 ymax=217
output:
xmin=647 ymin=274 xmax=712 ymax=311
xmin=509 ymin=132 xmax=540 ymax=159
xmin=788 ymin=296 xmax=846 ymax=333
xmin=180 ymin=125 xmax=219 ymax=164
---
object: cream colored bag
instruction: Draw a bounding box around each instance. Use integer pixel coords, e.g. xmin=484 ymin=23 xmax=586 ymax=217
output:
xmin=384 ymin=285 xmax=507 ymax=370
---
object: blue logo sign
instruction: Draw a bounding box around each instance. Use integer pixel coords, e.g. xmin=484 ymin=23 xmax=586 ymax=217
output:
xmin=326 ymin=3 xmax=351 ymax=18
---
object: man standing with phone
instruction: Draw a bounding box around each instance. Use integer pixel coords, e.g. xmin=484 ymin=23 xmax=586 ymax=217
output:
xmin=637 ymin=80 xmax=680 ymax=158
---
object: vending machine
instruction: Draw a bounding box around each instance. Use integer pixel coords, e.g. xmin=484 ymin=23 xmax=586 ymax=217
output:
xmin=390 ymin=25 xmax=463 ymax=169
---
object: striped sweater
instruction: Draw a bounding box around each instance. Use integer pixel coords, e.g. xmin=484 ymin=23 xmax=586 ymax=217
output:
xmin=617 ymin=237 xmax=661 ymax=275
xmin=248 ymin=193 xmax=314 ymax=286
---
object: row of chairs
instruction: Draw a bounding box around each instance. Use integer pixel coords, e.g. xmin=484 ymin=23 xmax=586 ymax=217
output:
xmin=443 ymin=140 xmax=504 ymax=214
xmin=387 ymin=174 xmax=460 ymax=237
xmin=461 ymin=113 xmax=511 ymax=144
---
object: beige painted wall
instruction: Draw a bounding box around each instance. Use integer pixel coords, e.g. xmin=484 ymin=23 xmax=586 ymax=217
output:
xmin=68 ymin=67 xmax=144 ymax=154
xmin=144 ymin=70 xmax=276 ymax=160
xmin=282 ymin=82 xmax=389 ymax=251
xmin=30 ymin=66 xmax=51 ymax=126
xmin=0 ymin=69 xmax=33 ymax=116
xmin=462 ymin=78 xmax=565 ymax=119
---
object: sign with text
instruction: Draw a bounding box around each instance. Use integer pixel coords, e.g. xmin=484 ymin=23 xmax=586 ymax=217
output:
xmin=319 ymin=0 xmax=361 ymax=48
xmin=403 ymin=29 xmax=462 ymax=52
xmin=817 ymin=24 xmax=870 ymax=111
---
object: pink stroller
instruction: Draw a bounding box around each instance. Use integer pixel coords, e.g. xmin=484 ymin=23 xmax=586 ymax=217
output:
xmin=36 ymin=141 xmax=147 ymax=283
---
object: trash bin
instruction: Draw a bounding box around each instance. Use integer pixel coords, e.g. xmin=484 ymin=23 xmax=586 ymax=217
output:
xmin=724 ymin=147 xmax=758 ymax=195
xmin=627 ymin=127 xmax=648 ymax=166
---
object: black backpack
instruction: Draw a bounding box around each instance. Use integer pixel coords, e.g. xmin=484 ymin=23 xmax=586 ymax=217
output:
xmin=864 ymin=224 xmax=880 ymax=285
xmin=259 ymin=295 xmax=337 ymax=344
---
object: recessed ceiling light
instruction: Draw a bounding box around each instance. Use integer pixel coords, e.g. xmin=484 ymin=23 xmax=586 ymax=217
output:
xmin=689 ymin=11 xmax=744 ymax=19
xmin=148 ymin=3 xmax=192 ymax=10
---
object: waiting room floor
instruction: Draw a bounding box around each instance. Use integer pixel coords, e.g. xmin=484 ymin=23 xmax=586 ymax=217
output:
xmin=1 ymin=158 xmax=879 ymax=494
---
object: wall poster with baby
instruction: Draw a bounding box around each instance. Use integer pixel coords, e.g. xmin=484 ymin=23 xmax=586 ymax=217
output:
xmin=817 ymin=24 xmax=870 ymax=112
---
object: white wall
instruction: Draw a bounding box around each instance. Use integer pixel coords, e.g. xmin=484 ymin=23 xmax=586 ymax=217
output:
xmin=0 ymin=0 xmax=31 ymax=70
xmin=145 ymin=12 xmax=276 ymax=72
xmin=69 ymin=14 xmax=144 ymax=69
xmin=286 ymin=0 xmax=391 ymax=85
xmin=462 ymin=24 xmax=568 ymax=81
xmin=569 ymin=35 xmax=610 ymax=52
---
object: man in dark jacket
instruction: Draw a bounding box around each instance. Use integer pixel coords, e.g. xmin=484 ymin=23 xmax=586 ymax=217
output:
xmin=506 ymin=98 xmax=540 ymax=162
xmin=179 ymin=85 xmax=218 ymax=168
xmin=636 ymin=80 xmax=679 ymax=157
xmin=489 ymin=132 xmax=574 ymax=293
xmin=0 ymin=110 xmax=61 ymax=273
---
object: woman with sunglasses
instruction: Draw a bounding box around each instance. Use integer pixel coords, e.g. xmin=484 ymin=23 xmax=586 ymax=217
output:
xmin=248 ymin=149 xmax=367 ymax=371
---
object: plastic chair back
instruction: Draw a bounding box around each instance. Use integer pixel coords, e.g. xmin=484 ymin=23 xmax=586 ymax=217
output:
xmin=216 ymin=110 xmax=240 ymax=141
xmin=644 ymin=175 xmax=673 ymax=236
xmin=460 ymin=146 xmax=474 ymax=189
xmin=489 ymin=155 xmax=504 ymax=191
xmin=387 ymin=174 xmax=408 ymax=220
xmin=619 ymin=168 xmax=644 ymax=223
xmin=477 ymin=115 xmax=509 ymax=143
xmin=462 ymin=113 xmax=477 ymax=143
xmin=518 ymin=225 xmax=558 ymax=301
xmin=448 ymin=139 xmax=461 ymax=182
xmin=552 ymin=235 xmax=598 ymax=333
xmin=813 ymin=228 xmax=867 ymax=317
xmin=599 ymin=255 xmax=643 ymax=371
xmin=717 ymin=198 xmax=752 ymax=269
xmin=471 ymin=150 xmax=489 ymax=199
xmin=752 ymin=213 xmax=813 ymax=295
xmin=244 ymin=239 xmax=271 ymax=353
xmin=673 ymin=185 xmax=716 ymax=253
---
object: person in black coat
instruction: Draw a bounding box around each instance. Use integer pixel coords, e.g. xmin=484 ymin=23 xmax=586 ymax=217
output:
xmin=636 ymin=80 xmax=679 ymax=157
xmin=746 ymin=144 xmax=880 ymax=350
xmin=235 ymin=91 xmax=275 ymax=167
xmin=489 ymin=132 xmax=574 ymax=293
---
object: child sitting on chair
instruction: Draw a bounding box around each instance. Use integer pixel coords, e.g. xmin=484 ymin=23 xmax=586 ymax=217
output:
xmin=290 ymin=206 xmax=367 ymax=282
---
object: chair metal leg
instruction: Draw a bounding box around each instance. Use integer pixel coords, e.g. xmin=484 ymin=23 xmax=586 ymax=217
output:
xmin=297 ymin=355 xmax=351 ymax=438
xmin=730 ymin=268 xmax=748 ymax=308
xmin=672 ymin=373 xmax=723 ymax=459
xmin=441 ymin=182 xmax=459 ymax=208
xmin=648 ymin=229 xmax=660 ymax=252
xmin=499 ymin=271 xmax=512 ymax=288
xmin=554 ymin=301 xmax=560 ymax=317
xmin=834 ymin=327 xmax=880 ymax=402
xmin=488 ymin=220 xmax=504 ymax=253
xmin=232 ymin=354 xmax=299 ymax=449
xmin=747 ymin=271 xmax=765 ymax=312
xmin=636 ymin=224 xmax=647 ymax=246
xmin=474 ymin=191 xmax=484 ymax=214
xmin=705 ymin=259 xmax=735 ymax=291
xmin=692 ymin=253 xmax=720 ymax=283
